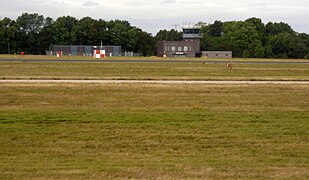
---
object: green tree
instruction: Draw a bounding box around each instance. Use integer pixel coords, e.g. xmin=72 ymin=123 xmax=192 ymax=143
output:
xmin=208 ymin=20 xmax=223 ymax=37
xmin=269 ymin=33 xmax=297 ymax=58
xmin=136 ymin=29 xmax=155 ymax=56
xmin=223 ymin=21 xmax=263 ymax=57
xmin=106 ymin=20 xmax=138 ymax=51
xmin=154 ymin=29 xmax=182 ymax=41
xmin=0 ymin=18 xmax=13 ymax=53
xmin=37 ymin=17 xmax=54 ymax=54
xmin=16 ymin=13 xmax=44 ymax=34
xmin=253 ymin=43 xmax=265 ymax=58
xmin=265 ymin=22 xmax=294 ymax=35
xmin=297 ymin=33 xmax=309 ymax=58
xmin=52 ymin=16 xmax=77 ymax=45
xmin=73 ymin=17 xmax=97 ymax=45
xmin=15 ymin=13 xmax=45 ymax=54
xmin=95 ymin=19 xmax=109 ymax=45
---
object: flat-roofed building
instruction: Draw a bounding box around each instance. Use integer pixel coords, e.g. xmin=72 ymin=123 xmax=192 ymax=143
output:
xmin=46 ymin=45 xmax=121 ymax=57
xmin=202 ymin=51 xmax=232 ymax=59
xmin=157 ymin=26 xmax=202 ymax=58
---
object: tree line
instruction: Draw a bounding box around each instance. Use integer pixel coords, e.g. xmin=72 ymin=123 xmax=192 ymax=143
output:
xmin=199 ymin=18 xmax=309 ymax=58
xmin=0 ymin=13 xmax=155 ymax=56
xmin=0 ymin=13 xmax=308 ymax=58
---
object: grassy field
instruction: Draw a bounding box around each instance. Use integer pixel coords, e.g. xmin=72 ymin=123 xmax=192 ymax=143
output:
xmin=1 ymin=57 xmax=308 ymax=178
xmin=0 ymin=83 xmax=308 ymax=179
xmin=1 ymin=54 xmax=309 ymax=62
xmin=1 ymin=61 xmax=309 ymax=81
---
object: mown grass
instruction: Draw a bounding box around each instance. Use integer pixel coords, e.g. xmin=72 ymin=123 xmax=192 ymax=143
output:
xmin=1 ymin=54 xmax=309 ymax=62
xmin=0 ymin=83 xmax=308 ymax=179
xmin=1 ymin=62 xmax=309 ymax=81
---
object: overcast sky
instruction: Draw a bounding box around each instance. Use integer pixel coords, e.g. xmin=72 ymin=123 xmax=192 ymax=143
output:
xmin=1 ymin=0 xmax=309 ymax=35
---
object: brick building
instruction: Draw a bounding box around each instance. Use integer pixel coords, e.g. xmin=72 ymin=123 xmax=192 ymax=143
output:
xmin=157 ymin=26 xmax=202 ymax=58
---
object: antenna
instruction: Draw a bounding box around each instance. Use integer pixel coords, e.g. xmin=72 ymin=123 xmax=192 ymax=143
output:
xmin=172 ymin=24 xmax=180 ymax=31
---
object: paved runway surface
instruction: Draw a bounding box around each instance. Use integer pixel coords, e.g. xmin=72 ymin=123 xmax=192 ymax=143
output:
xmin=1 ymin=80 xmax=308 ymax=85
xmin=1 ymin=59 xmax=309 ymax=64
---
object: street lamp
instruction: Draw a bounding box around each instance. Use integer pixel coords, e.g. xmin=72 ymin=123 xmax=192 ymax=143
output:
xmin=7 ymin=42 xmax=10 ymax=54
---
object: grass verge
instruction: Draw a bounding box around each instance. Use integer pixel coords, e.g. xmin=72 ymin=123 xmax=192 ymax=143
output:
xmin=1 ymin=62 xmax=309 ymax=81
xmin=0 ymin=83 xmax=308 ymax=178
xmin=0 ymin=54 xmax=309 ymax=62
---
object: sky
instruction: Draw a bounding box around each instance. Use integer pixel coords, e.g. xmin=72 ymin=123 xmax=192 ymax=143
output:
xmin=1 ymin=0 xmax=309 ymax=35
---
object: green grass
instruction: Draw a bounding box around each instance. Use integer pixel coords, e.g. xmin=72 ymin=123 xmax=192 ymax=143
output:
xmin=0 ymin=83 xmax=308 ymax=179
xmin=1 ymin=54 xmax=309 ymax=62
xmin=1 ymin=62 xmax=309 ymax=81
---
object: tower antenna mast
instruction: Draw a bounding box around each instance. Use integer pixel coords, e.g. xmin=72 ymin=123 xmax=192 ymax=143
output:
xmin=172 ymin=24 xmax=180 ymax=31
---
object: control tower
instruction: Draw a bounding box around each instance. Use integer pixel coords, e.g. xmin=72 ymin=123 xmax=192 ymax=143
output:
xmin=182 ymin=26 xmax=202 ymax=39
xmin=156 ymin=25 xmax=202 ymax=58
xmin=182 ymin=26 xmax=202 ymax=56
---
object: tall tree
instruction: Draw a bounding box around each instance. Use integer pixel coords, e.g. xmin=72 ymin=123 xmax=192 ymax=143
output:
xmin=223 ymin=21 xmax=263 ymax=57
xmin=208 ymin=20 xmax=223 ymax=37
xmin=265 ymin=22 xmax=294 ymax=36
xmin=52 ymin=16 xmax=77 ymax=45
xmin=154 ymin=29 xmax=182 ymax=41
xmin=15 ymin=13 xmax=45 ymax=54
xmin=0 ymin=17 xmax=15 ymax=53
xmin=73 ymin=17 xmax=97 ymax=45
xmin=107 ymin=20 xmax=137 ymax=51
xmin=136 ymin=29 xmax=155 ymax=56
xmin=37 ymin=17 xmax=54 ymax=54
xmin=94 ymin=19 xmax=109 ymax=45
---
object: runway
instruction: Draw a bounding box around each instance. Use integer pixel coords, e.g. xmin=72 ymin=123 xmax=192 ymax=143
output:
xmin=1 ymin=79 xmax=308 ymax=85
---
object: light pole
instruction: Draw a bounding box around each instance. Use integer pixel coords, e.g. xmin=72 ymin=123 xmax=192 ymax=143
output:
xmin=7 ymin=42 xmax=10 ymax=54
xmin=106 ymin=27 xmax=109 ymax=46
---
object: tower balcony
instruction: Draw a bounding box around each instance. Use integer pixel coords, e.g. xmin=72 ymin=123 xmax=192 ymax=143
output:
xmin=183 ymin=34 xmax=202 ymax=39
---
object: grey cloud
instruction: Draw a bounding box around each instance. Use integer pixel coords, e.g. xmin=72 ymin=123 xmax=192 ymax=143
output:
xmin=180 ymin=0 xmax=202 ymax=4
xmin=83 ymin=0 xmax=100 ymax=7
xmin=0 ymin=0 xmax=308 ymax=34
xmin=162 ymin=0 xmax=177 ymax=4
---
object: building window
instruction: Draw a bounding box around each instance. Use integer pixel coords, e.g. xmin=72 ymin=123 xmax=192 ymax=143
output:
xmin=189 ymin=46 xmax=192 ymax=51
xmin=171 ymin=46 xmax=176 ymax=52
xmin=226 ymin=54 xmax=228 ymax=56
xmin=216 ymin=54 xmax=218 ymax=56
xmin=178 ymin=46 xmax=182 ymax=51
xmin=184 ymin=46 xmax=188 ymax=51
